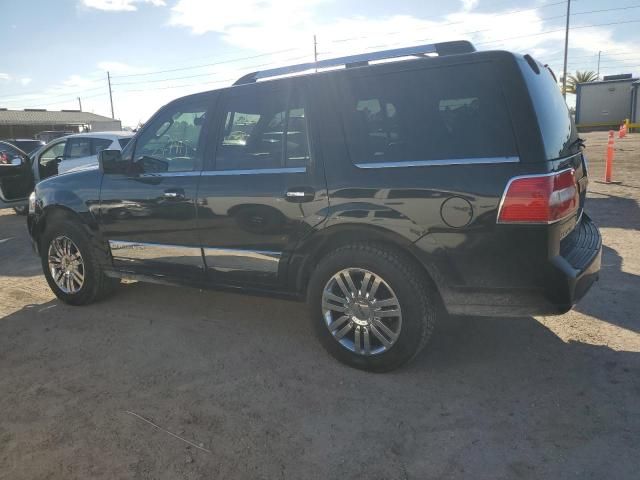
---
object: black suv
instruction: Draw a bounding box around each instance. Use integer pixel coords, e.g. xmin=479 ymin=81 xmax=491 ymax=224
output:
xmin=25 ymin=41 xmax=601 ymax=371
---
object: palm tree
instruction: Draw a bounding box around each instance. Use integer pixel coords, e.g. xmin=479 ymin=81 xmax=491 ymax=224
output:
xmin=562 ymin=70 xmax=599 ymax=94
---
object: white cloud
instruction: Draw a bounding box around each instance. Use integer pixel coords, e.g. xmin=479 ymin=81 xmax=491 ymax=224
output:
xmin=20 ymin=77 xmax=32 ymax=86
xmin=461 ymin=0 xmax=479 ymax=12
xmin=81 ymin=0 xmax=165 ymax=12
xmin=0 ymin=73 xmax=11 ymax=81
xmin=169 ymin=0 xmax=326 ymax=35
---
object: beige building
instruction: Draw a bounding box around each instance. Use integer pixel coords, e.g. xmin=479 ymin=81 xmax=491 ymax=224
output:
xmin=0 ymin=109 xmax=121 ymax=140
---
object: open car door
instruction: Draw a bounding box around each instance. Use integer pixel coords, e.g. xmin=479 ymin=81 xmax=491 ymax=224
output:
xmin=0 ymin=142 xmax=35 ymax=210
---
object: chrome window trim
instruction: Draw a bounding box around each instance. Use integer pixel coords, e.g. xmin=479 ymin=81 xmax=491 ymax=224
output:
xmin=140 ymin=171 xmax=201 ymax=178
xmin=354 ymin=157 xmax=520 ymax=169
xmin=137 ymin=166 xmax=306 ymax=177
xmin=202 ymin=167 xmax=306 ymax=176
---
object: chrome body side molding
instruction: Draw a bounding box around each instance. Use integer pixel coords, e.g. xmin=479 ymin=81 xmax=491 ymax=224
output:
xmin=108 ymin=240 xmax=204 ymax=268
xmin=203 ymin=248 xmax=281 ymax=275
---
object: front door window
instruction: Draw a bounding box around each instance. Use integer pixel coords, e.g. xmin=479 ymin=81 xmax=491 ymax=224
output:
xmin=133 ymin=100 xmax=209 ymax=174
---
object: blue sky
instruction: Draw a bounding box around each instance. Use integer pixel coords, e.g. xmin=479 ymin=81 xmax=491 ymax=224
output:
xmin=1 ymin=0 xmax=639 ymax=126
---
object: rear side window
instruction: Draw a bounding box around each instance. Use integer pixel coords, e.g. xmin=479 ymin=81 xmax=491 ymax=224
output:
xmin=518 ymin=57 xmax=578 ymax=160
xmin=215 ymin=86 xmax=310 ymax=170
xmin=66 ymin=138 xmax=92 ymax=159
xmin=92 ymin=138 xmax=113 ymax=154
xmin=338 ymin=62 xmax=517 ymax=165
xmin=118 ymin=138 xmax=131 ymax=149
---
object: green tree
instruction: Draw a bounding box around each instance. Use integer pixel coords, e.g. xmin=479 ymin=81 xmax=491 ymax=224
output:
xmin=562 ymin=70 xmax=598 ymax=94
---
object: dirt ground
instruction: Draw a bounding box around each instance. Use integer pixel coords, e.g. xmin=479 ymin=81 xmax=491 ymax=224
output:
xmin=0 ymin=131 xmax=638 ymax=479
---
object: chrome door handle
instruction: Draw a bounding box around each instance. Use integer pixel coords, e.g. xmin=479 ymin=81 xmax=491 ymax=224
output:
xmin=286 ymin=191 xmax=306 ymax=198
xmin=285 ymin=187 xmax=315 ymax=203
xmin=163 ymin=189 xmax=185 ymax=200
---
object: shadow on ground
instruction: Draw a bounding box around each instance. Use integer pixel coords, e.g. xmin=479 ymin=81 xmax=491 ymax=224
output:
xmin=0 ymin=285 xmax=638 ymax=479
xmin=586 ymin=193 xmax=640 ymax=231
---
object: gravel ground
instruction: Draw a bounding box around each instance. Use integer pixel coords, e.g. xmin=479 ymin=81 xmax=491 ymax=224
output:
xmin=0 ymin=131 xmax=638 ymax=479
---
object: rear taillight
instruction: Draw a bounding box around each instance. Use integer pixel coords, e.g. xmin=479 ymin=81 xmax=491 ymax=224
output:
xmin=497 ymin=169 xmax=579 ymax=224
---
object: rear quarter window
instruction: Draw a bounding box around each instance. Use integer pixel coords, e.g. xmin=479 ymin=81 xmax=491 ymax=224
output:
xmin=518 ymin=56 xmax=578 ymax=160
xmin=337 ymin=62 xmax=518 ymax=165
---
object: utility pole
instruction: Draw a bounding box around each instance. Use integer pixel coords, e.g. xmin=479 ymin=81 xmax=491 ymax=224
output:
xmin=107 ymin=71 xmax=114 ymax=119
xmin=597 ymin=51 xmax=602 ymax=79
xmin=77 ymin=97 xmax=82 ymax=112
xmin=561 ymin=0 xmax=571 ymax=98
xmin=313 ymin=34 xmax=318 ymax=72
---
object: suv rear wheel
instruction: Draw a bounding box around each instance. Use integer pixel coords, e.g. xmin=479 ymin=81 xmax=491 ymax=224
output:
xmin=41 ymin=219 xmax=118 ymax=305
xmin=308 ymin=243 xmax=436 ymax=372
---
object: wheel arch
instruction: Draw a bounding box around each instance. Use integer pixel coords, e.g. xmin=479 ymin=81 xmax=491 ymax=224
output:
xmin=289 ymin=224 xmax=445 ymax=299
xmin=32 ymin=205 xmax=110 ymax=266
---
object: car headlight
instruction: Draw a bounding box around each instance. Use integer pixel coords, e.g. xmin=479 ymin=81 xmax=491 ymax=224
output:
xmin=28 ymin=191 xmax=37 ymax=213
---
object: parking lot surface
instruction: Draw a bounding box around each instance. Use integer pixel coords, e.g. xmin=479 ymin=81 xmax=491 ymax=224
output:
xmin=1 ymin=131 xmax=639 ymax=479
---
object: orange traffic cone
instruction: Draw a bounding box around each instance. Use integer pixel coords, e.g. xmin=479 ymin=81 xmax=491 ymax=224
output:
xmin=605 ymin=131 xmax=614 ymax=182
xmin=618 ymin=124 xmax=624 ymax=139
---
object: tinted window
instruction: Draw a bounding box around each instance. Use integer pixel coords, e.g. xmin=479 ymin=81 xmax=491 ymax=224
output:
xmin=134 ymin=97 xmax=210 ymax=173
xmin=12 ymin=140 xmax=43 ymax=154
xmin=118 ymin=138 xmax=131 ymax=149
xmin=215 ymin=87 xmax=310 ymax=170
xmin=66 ymin=138 xmax=92 ymax=159
xmin=518 ymin=57 xmax=578 ymax=160
xmin=338 ymin=63 xmax=517 ymax=164
xmin=92 ymin=138 xmax=113 ymax=154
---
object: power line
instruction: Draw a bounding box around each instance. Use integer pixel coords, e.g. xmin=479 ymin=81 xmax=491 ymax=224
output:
xmin=0 ymin=81 xmax=105 ymax=101
xmin=476 ymin=18 xmax=640 ymax=46
xmin=110 ymin=48 xmax=304 ymax=79
xmin=9 ymin=92 xmax=108 ymax=110
xmin=327 ymin=0 xmax=569 ymax=45
xmin=112 ymin=54 xmax=311 ymax=87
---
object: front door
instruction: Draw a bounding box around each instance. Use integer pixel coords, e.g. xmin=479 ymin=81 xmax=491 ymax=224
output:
xmin=196 ymin=80 xmax=328 ymax=287
xmin=98 ymin=93 xmax=214 ymax=279
xmin=0 ymin=143 xmax=34 ymax=208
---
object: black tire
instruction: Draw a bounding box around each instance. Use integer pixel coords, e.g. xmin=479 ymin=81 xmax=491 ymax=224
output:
xmin=307 ymin=243 xmax=436 ymax=372
xmin=40 ymin=219 xmax=119 ymax=306
xmin=13 ymin=206 xmax=28 ymax=215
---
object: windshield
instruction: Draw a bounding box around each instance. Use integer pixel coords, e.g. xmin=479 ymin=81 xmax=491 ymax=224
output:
xmin=519 ymin=56 xmax=579 ymax=160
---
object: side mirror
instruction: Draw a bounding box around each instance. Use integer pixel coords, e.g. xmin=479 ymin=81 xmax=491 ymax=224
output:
xmin=99 ymin=149 xmax=125 ymax=174
xmin=10 ymin=157 xmax=24 ymax=166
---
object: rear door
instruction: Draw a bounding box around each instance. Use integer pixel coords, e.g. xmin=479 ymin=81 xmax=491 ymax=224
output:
xmin=196 ymin=80 xmax=328 ymax=287
xmin=60 ymin=136 xmax=94 ymax=173
xmin=0 ymin=142 xmax=34 ymax=208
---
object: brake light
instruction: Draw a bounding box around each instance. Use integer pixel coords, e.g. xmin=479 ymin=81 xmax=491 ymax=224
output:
xmin=497 ymin=169 xmax=579 ymax=223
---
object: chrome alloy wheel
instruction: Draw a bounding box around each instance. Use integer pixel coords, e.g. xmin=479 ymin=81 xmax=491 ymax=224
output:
xmin=322 ymin=268 xmax=402 ymax=355
xmin=48 ymin=235 xmax=85 ymax=294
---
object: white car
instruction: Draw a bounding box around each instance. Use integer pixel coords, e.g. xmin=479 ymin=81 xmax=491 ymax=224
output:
xmin=0 ymin=132 xmax=134 ymax=214
xmin=33 ymin=131 xmax=133 ymax=181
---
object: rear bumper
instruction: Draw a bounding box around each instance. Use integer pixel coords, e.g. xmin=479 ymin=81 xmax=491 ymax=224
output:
xmin=445 ymin=214 xmax=602 ymax=317
xmin=547 ymin=213 xmax=602 ymax=312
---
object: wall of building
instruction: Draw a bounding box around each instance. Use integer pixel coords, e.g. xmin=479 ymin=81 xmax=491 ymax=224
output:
xmin=89 ymin=120 xmax=122 ymax=131
xmin=633 ymin=85 xmax=639 ymax=123
xmin=0 ymin=124 xmax=80 ymax=140
xmin=576 ymin=80 xmax=634 ymax=126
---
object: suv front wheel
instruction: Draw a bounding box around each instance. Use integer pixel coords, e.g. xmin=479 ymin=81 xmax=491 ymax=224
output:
xmin=41 ymin=219 xmax=118 ymax=305
xmin=308 ymin=243 xmax=436 ymax=372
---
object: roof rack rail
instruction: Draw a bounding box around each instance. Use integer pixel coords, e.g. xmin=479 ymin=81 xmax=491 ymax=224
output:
xmin=233 ymin=40 xmax=475 ymax=86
